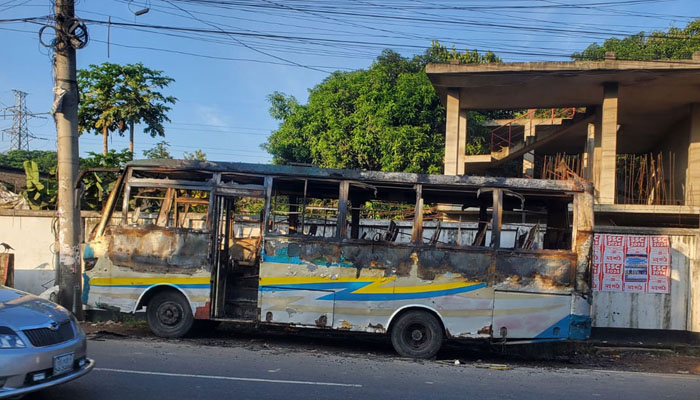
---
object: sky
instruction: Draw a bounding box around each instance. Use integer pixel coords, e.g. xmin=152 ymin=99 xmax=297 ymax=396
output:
xmin=0 ymin=0 xmax=698 ymax=163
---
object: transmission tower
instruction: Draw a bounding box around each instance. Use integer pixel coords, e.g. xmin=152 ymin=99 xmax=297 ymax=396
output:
xmin=1 ymin=90 xmax=41 ymax=151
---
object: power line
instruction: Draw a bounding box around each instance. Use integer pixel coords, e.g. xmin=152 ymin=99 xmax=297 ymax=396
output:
xmin=162 ymin=0 xmax=331 ymax=73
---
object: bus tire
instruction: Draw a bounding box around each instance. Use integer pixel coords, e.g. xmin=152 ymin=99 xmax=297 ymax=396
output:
xmin=146 ymin=290 xmax=194 ymax=338
xmin=390 ymin=310 xmax=443 ymax=359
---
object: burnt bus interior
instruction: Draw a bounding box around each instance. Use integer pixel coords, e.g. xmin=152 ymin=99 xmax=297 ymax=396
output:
xmin=102 ymin=166 xmax=579 ymax=321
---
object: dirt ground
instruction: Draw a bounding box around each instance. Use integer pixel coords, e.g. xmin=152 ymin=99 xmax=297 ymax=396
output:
xmin=81 ymin=320 xmax=700 ymax=376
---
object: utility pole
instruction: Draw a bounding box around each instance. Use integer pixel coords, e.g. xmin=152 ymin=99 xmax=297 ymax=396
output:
xmin=54 ymin=0 xmax=81 ymax=315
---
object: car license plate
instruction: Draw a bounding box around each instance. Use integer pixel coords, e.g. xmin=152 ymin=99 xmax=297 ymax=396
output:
xmin=53 ymin=353 xmax=74 ymax=376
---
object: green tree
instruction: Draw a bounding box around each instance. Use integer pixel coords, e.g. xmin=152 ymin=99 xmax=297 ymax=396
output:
xmin=143 ymin=141 xmax=173 ymax=159
xmin=419 ymin=40 xmax=500 ymax=64
xmin=119 ymin=63 xmax=177 ymax=153
xmin=0 ymin=150 xmax=57 ymax=174
xmin=572 ymin=19 xmax=700 ymax=60
xmin=183 ymin=149 xmax=207 ymax=161
xmin=78 ymin=62 xmax=176 ymax=155
xmin=263 ymin=43 xmax=501 ymax=174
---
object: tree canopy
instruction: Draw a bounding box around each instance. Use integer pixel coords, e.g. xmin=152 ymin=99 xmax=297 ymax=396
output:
xmin=0 ymin=150 xmax=57 ymax=174
xmin=184 ymin=149 xmax=207 ymax=161
xmin=143 ymin=141 xmax=173 ymax=159
xmin=263 ymin=42 xmax=501 ymax=174
xmin=78 ymin=62 xmax=176 ymax=155
xmin=572 ymin=19 xmax=700 ymax=61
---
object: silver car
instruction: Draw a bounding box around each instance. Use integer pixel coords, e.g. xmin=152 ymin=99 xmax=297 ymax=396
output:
xmin=0 ymin=286 xmax=94 ymax=398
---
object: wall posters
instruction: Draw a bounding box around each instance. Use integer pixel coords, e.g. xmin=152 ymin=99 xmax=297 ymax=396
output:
xmin=592 ymin=234 xmax=670 ymax=294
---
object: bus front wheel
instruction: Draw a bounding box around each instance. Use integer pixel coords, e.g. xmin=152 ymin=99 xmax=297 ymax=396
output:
xmin=146 ymin=290 xmax=194 ymax=338
xmin=390 ymin=310 xmax=443 ymax=359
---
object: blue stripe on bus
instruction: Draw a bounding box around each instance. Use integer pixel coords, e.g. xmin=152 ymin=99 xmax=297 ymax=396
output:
xmin=260 ymin=282 xmax=487 ymax=301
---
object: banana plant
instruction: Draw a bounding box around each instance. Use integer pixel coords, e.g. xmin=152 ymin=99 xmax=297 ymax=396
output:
xmin=23 ymin=160 xmax=56 ymax=210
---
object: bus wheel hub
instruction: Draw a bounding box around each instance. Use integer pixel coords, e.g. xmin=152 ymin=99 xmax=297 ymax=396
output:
xmin=411 ymin=329 xmax=423 ymax=341
xmin=159 ymin=303 xmax=181 ymax=325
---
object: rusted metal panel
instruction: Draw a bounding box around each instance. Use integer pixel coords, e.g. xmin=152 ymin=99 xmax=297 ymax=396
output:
xmin=127 ymin=177 xmax=214 ymax=191
xmin=106 ymin=225 xmax=211 ymax=274
xmin=491 ymin=189 xmax=503 ymax=248
xmin=573 ymin=186 xmax=595 ymax=295
xmin=493 ymin=249 xmax=576 ymax=294
xmin=82 ymin=232 xmax=211 ymax=315
xmin=262 ymin=237 xmax=497 ymax=281
xmin=337 ymin=181 xmax=349 ymax=238
xmin=125 ymin=160 xmax=587 ymax=193
xmin=156 ymin=188 xmax=176 ymax=227
xmin=412 ymin=184 xmax=423 ymax=243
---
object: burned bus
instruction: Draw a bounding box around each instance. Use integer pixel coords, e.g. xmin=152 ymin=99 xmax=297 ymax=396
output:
xmin=83 ymin=160 xmax=594 ymax=358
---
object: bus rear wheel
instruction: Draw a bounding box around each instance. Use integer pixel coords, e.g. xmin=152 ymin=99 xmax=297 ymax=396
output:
xmin=390 ymin=310 xmax=443 ymax=359
xmin=146 ymin=290 xmax=194 ymax=338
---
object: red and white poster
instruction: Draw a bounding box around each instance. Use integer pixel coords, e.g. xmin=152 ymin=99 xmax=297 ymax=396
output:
xmin=592 ymin=234 xmax=671 ymax=294
xmin=602 ymin=234 xmax=625 ymax=264
xmin=601 ymin=263 xmax=623 ymax=292
xmin=600 ymin=235 xmax=624 ymax=292
xmin=592 ymin=234 xmax=602 ymax=291
xmin=648 ymin=236 xmax=671 ymax=294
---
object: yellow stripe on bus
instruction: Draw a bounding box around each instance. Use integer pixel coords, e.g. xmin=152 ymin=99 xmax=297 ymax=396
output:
xmin=394 ymin=281 xmax=483 ymax=294
xmin=259 ymin=276 xmax=387 ymax=286
xmin=89 ymin=277 xmax=210 ymax=286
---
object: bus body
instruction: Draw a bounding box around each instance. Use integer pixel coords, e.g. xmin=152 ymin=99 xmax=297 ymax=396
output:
xmin=83 ymin=160 xmax=594 ymax=357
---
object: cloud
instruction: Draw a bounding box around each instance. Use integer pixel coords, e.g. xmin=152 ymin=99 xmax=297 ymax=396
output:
xmin=194 ymin=104 xmax=228 ymax=127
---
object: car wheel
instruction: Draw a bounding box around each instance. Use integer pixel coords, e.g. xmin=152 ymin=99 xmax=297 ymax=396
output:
xmin=390 ymin=310 xmax=443 ymax=359
xmin=146 ymin=291 xmax=194 ymax=338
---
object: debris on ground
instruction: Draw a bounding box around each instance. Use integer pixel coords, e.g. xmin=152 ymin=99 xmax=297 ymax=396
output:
xmin=80 ymin=320 xmax=700 ymax=376
xmin=475 ymin=363 xmax=511 ymax=370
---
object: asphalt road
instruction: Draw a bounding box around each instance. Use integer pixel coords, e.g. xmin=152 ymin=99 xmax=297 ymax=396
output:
xmin=26 ymin=337 xmax=700 ymax=400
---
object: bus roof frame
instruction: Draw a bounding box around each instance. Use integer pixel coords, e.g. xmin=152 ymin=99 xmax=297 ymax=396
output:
xmin=126 ymin=159 xmax=591 ymax=194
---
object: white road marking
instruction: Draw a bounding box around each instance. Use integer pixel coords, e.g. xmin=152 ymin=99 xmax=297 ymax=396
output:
xmin=94 ymin=368 xmax=363 ymax=387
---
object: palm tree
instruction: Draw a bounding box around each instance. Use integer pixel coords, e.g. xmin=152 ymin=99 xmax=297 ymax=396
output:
xmin=78 ymin=62 xmax=176 ymax=155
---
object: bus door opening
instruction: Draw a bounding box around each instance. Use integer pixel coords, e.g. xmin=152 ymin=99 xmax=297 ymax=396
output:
xmin=211 ymin=179 xmax=266 ymax=320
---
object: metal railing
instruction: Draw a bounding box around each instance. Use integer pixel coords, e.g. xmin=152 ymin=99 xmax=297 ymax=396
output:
xmin=490 ymin=108 xmax=577 ymax=154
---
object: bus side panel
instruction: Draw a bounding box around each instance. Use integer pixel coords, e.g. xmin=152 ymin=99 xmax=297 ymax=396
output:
xmin=83 ymin=226 xmax=212 ymax=316
xmin=492 ymin=291 xmax=572 ymax=339
xmin=259 ymin=237 xmax=494 ymax=336
xmin=491 ymin=250 xmax=579 ymax=340
xmin=392 ymin=248 xmax=493 ymax=338
xmin=259 ymin=237 xmax=397 ymax=330
xmin=393 ymin=286 xmax=494 ymax=338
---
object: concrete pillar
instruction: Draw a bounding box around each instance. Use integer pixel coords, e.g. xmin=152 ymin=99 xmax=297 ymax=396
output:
xmin=592 ymin=111 xmax=602 ymax=198
xmin=457 ymin=109 xmax=467 ymax=175
xmin=687 ymin=104 xmax=700 ymax=205
xmin=597 ymin=83 xmax=619 ymax=204
xmin=444 ymin=89 xmax=460 ymax=175
xmin=583 ymin=117 xmax=596 ymax=181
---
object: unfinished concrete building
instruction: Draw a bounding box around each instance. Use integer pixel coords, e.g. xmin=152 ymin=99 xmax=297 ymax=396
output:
xmin=427 ymin=55 xmax=700 ymax=338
